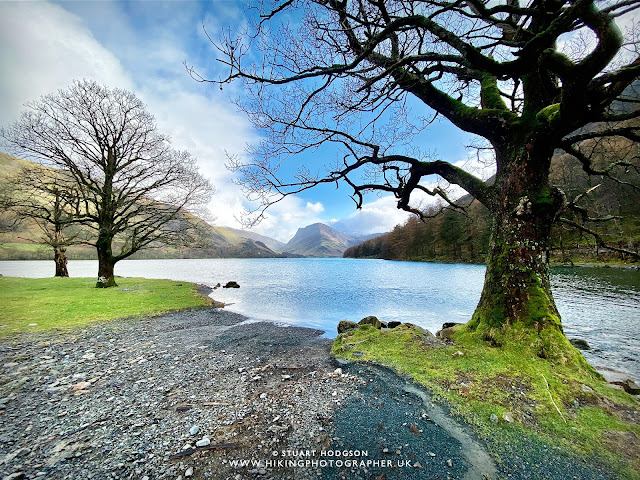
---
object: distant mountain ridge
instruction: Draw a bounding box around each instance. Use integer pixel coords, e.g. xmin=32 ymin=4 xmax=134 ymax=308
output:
xmin=224 ymin=227 xmax=287 ymax=253
xmin=282 ymin=222 xmax=382 ymax=257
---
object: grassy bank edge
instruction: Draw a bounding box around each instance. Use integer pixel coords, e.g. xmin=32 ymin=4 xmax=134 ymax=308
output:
xmin=332 ymin=324 xmax=640 ymax=480
xmin=0 ymin=276 xmax=214 ymax=337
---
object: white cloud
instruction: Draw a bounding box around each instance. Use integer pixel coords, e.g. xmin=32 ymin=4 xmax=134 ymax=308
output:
xmin=249 ymin=196 xmax=327 ymax=242
xmin=331 ymin=195 xmax=411 ymax=235
xmin=305 ymin=201 xmax=325 ymax=214
xmin=0 ymin=2 xmax=133 ymax=127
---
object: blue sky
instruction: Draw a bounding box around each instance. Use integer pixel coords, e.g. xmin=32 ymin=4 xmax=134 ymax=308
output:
xmin=0 ymin=0 xmax=481 ymax=242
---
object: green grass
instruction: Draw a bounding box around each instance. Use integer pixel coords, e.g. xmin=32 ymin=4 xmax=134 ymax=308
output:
xmin=0 ymin=242 xmax=47 ymax=252
xmin=332 ymin=324 xmax=640 ymax=479
xmin=0 ymin=276 xmax=212 ymax=336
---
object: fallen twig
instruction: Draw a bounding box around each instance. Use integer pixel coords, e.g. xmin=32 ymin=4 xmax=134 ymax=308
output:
xmin=540 ymin=374 xmax=566 ymax=423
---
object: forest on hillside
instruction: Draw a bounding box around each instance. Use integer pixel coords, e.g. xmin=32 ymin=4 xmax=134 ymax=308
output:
xmin=345 ymin=149 xmax=640 ymax=264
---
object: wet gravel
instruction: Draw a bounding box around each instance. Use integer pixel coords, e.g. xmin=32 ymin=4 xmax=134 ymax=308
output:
xmin=0 ymin=306 xmax=625 ymax=480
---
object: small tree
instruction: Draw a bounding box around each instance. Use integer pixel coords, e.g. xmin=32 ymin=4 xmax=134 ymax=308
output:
xmin=195 ymin=0 xmax=639 ymax=357
xmin=4 ymin=164 xmax=84 ymax=277
xmin=1 ymin=80 xmax=214 ymax=287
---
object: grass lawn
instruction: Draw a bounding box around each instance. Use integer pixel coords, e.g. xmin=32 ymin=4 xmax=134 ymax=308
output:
xmin=0 ymin=276 xmax=212 ymax=336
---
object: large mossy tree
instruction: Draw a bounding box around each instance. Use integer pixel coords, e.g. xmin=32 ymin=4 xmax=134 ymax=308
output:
xmin=1 ymin=80 xmax=213 ymax=287
xmin=198 ymin=0 xmax=640 ymax=357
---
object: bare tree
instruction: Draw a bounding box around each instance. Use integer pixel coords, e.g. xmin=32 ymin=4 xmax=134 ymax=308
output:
xmin=1 ymin=80 xmax=214 ymax=287
xmin=4 ymin=164 xmax=85 ymax=277
xmin=194 ymin=0 xmax=640 ymax=353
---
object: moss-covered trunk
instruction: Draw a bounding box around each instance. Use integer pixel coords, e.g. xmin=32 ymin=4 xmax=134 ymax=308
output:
xmin=466 ymin=141 xmax=572 ymax=358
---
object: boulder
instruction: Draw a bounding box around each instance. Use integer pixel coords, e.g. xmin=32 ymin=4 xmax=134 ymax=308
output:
xmin=569 ymin=338 xmax=591 ymax=350
xmin=387 ymin=321 xmax=402 ymax=329
xmin=436 ymin=326 xmax=458 ymax=339
xmin=402 ymin=323 xmax=435 ymax=338
xmin=442 ymin=322 xmax=463 ymax=330
xmin=596 ymin=367 xmax=640 ymax=395
xmin=223 ymin=281 xmax=240 ymax=288
xmin=614 ymin=379 xmax=640 ymax=395
xmin=358 ymin=316 xmax=382 ymax=329
xmin=337 ymin=320 xmax=358 ymax=334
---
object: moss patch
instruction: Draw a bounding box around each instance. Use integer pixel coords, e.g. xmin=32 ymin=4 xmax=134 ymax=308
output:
xmin=332 ymin=324 xmax=640 ymax=479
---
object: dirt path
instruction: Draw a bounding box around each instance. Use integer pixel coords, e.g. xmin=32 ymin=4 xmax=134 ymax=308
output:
xmin=0 ymin=307 xmax=620 ymax=480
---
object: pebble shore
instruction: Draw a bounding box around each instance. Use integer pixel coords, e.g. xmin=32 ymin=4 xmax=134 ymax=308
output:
xmin=0 ymin=308 xmax=358 ymax=480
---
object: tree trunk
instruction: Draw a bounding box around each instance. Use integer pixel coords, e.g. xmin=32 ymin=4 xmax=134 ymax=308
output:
xmin=464 ymin=144 xmax=586 ymax=364
xmin=53 ymin=246 xmax=69 ymax=277
xmin=96 ymin=232 xmax=117 ymax=288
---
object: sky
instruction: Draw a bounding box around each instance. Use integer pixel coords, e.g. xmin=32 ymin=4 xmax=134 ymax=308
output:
xmin=0 ymin=0 xmax=482 ymax=243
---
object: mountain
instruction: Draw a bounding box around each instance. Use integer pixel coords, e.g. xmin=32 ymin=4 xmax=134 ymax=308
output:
xmin=0 ymin=152 xmax=281 ymax=260
xmin=224 ymin=227 xmax=287 ymax=252
xmin=282 ymin=222 xmax=382 ymax=257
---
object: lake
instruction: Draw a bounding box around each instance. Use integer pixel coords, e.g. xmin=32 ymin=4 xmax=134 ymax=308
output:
xmin=1 ymin=258 xmax=639 ymax=380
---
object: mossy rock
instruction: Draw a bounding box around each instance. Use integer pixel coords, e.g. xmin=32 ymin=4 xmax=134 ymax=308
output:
xmin=401 ymin=323 xmax=435 ymax=338
xmin=358 ymin=316 xmax=382 ymax=329
xmin=437 ymin=326 xmax=459 ymax=339
xmin=337 ymin=320 xmax=358 ymax=334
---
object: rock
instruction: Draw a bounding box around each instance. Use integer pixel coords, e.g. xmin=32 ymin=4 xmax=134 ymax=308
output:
xmin=70 ymin=381 xmax=91 ymax=391
xmin=597 ymin=367 xmax=640 ymax=394
xmin=436 ymin=326 xmax=458 ymax=339
xmin=569 ymin=338 xmax=591 ymax=350
xmin=185 ymin=467 xmax=194 ymax=477
xmin=582 ymin=384 xmax=594 ymax=393
xmin=616 ymin=379 xmax=640 ymax=395
xmin=333 ymin=368 xmax=343 ymax=376
xmin=358 ymin=316 xmax=382 ymax=329
xmin=189 ymin=425 xmax=200 ymax=435
xmin=337 ymin=320 xmax=358 ymax=334
xmin=387 ymin=321 xmax=402 ymax=329
xmin=502 ymin=412 xmax=514 ymax=423
xmin=223 ymin=281 xmax=240 ymax=288
xmin=402 ymin=323 xmax=435 ymax=338
xmin=442 ymin=322 xmax=463 ymax=330
xmin=490 ymin=414 xmax=498 ymax=424
xmin=196 ymin=437 xmax=211 ymax=447
xmin=452 ymin=351 xmax=464 ymax=358
xmin=352 ymin=351 xmax=364 ymax=358
xmin=3 ymin=472 xmax=26 ymax=480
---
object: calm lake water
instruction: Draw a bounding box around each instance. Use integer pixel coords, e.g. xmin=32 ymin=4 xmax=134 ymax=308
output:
xmin=1 ymin=258 xmax=639 ymax=380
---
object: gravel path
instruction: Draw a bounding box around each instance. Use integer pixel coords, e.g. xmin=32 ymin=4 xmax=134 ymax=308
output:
xmin=0 ymin=306 xmax=622 ymax=480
